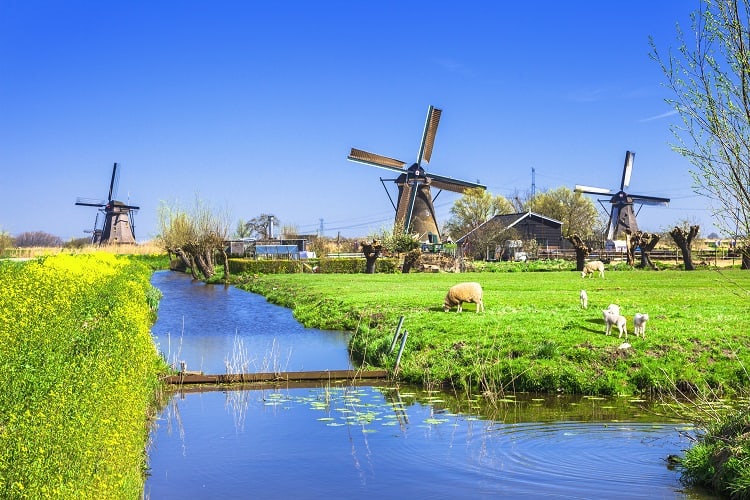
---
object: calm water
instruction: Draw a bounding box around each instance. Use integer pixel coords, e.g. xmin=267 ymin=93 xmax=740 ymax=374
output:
xmin=145 ymin=271 xmax=716 ymax=499
xmin=150 ymin=271 xmax=353 ymax=374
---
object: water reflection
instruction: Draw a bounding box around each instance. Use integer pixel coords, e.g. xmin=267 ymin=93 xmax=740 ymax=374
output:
xmin=146 ymin=387 xmax=714 ymax=499
xmin=150 ymin=271 xmax=353 ymax=374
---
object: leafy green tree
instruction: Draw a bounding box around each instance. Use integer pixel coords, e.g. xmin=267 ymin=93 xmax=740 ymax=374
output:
xmin=234 ymin=219 xmax=251 ymax=239
xmin=443 ymin=188 xmax=514 ymax=240
xmin=524 ymin=187 xmax=599 ymax=238
xmin=651 ymin=0 xmax=750 ymax=268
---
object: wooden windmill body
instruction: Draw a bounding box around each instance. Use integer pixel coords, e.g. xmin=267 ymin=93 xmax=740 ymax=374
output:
xmin=575 ymin=151 xmax=670 ymax=241
xmin=75 ymin=163 xmax=140 ymax=245
xmin=348 ymin=106 xmax=485 ymax=243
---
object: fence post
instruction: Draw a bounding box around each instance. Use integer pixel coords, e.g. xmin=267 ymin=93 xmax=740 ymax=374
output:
xmin=389 ymin=316 xmax=405 ymax=354
xmin=394 ymin=330 xmax=409 ymax=372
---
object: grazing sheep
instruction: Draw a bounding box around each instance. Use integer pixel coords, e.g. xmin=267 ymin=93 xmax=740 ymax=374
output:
xmin=603 ymin=309 xmax=627 ymax=339
xmin=633 ymin=313 xmax=649 ymax=338
xmin=580 ymin=290 xmax=588 ymax=309
xmin=581 ymin=260 xmax=605 ymax=278
xmin=444 ymin=282 xmax=485 ymax=313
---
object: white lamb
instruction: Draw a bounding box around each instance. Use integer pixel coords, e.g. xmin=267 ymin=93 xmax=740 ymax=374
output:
xmin=580 ymin=290 xmax=588 ymax=309
xmin=633 ymin=313 xmax=649 ymax=338
xmin=444 ymin=282 xmax=485 ymax=313
xmin=581 ymin=260 xmax=605 ymax=278
xmin=603 ymin=309 xmax=627 ymax=339
xmin=605 ymin=303 xmax=620 ymax=316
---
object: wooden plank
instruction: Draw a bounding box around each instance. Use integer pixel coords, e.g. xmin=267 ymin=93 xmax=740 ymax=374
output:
xmin=163 ymin=369 xmax=389 ymax=385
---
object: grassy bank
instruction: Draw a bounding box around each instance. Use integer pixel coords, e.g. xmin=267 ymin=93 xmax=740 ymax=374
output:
xmin=233 ymin=268 xmax=750 ymax=397
xmin=0 ymin=254 xmax=167 ymax=499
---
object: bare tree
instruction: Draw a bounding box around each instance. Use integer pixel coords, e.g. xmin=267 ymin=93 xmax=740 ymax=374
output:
xmin=244 ymin=214 xmax=279 ymax=240
xmin=157 ymin=198 xmax=230 ymax=280
xmin=360 ymin=239 xmax=382 ymax=274
xmin=670 ymin=224 xmax=700 ymax=270
xmin=651 ymin=0 xmax=750 ymax=268
xmin=627 ymin=230 xmax=662 ymax=270
xmin=567 ymin=233 xmax=591 ymax=271
xmin=13 ymin=231 xmax=63 ymax=247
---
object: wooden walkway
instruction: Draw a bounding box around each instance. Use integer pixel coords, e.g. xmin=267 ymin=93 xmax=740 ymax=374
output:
xmin=164 ymin=369 xmax=390 ymax=387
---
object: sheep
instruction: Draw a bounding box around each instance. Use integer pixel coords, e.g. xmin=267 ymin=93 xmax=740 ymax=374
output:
xmin=603 ymin=308 xmax=627 ymax=339
xmin=633 ymin=313 xmax=649 ymax=338
xmin=444 ymin=282 xmax=484 ymax=313
xmin=581 ymin=260 xmax=605 ymax=278
xmin=605 ymin=304 xmax=620 ymax=316
xmin=580 ymin=290 xmax=588 ymax=309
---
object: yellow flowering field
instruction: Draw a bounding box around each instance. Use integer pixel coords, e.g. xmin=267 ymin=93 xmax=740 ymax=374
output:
xmin=0 ymin=253 xmax=166 ymax=499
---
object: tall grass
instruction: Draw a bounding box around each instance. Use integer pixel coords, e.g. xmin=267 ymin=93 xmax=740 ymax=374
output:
xmin=0 ymin=253 xmax=167 ymax=498
xmin=234 ymin=268 xmax=750 ymax=397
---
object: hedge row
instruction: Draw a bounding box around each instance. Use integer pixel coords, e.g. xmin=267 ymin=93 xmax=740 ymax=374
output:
xmin=228 ymin=257 xmax=399 ymax=275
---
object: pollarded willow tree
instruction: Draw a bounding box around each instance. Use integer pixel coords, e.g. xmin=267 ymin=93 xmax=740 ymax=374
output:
xmin=157 ymin=197 xmax=230 ymax=280
xmin=651 ymin=0 xmax=750 ymax=268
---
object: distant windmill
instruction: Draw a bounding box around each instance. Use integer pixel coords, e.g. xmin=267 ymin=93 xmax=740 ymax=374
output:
xmin=575 ymin=151 xmax=670 ymax=240
xmin=347 ymin=105 xmax=485 ymax=242
xmin=75 ymin=162 xmax=140 ymax=245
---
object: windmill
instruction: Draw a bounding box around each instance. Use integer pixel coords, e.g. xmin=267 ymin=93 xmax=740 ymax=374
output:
xmin=75 ymin=162 xmax=140 ymax=245
xmin=347 ymin=105 xmax=485 ymax=242
xmin=575 ymin=151 xmax=670 ymax=241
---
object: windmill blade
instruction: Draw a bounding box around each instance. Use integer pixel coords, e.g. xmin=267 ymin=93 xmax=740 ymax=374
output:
xmin=630 ymin=194 xmax=671 ymax=206
xmin=427 ymin=173 xmax=486 ymax=194
xmin=621 ymin=151 xmax=634 ymax=190
xmin=575 ymin=185 xmax=612 ymax=195
xmin=395 ymin=181 xmax=416 ymax=228
xmin=417 ymin=106 xmax=442 ymax=166
xmin=108 ymin=162 xmax=120 ymax=201
xmin=75 ymin=197 xmax=106 ymax=207
xmin=348 ymin=148 xmax=407 ymax=173
xmin=607 ymin=205 xmax=621 ymax=240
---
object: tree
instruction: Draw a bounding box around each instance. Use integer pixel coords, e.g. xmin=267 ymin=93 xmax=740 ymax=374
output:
xmin=669 ymin=224 xmax=700 ymax=270
xmin=524 ymin=187 xmax=600 ymax=238
xmin=359 ymin=239 xmax=382 ymax=274
xmin=244 ymin=214 xmax=279 ymax=240
xmin=157 ymin=198 xmax=230 ymax=280
xmin=371 ymin=223 xmax=422 ymax=272
xmin=627 ymin=230 xmax=662 ymax=269
xmin=234 ymin=219 xmax=251 ymax=239
xmin=13 ymin=231 xmax=63 ymax=247
xmin=443 ymin=188 xmax=514 ymax=241
xmin=567 ymin=234 xmax=591 ymax=271
xmin=651 ymin=0 xmax=750 ymax=268
xmin=0 ymin=228 xmax=12 ymax=256
xmin=444 ymin=188 xmax=514 ymax=259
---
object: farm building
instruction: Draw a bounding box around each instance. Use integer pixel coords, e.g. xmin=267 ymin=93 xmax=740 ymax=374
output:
xmin=456 ymin=211 xmax=567 ymax=260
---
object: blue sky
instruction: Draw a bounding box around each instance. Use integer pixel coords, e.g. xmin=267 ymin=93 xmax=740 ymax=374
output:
xmin=1 ymin=1 xmax=721 ymax=242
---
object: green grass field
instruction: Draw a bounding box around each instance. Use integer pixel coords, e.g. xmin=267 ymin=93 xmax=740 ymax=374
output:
xmin=235 ymin=267 xmax=750 ymax=396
